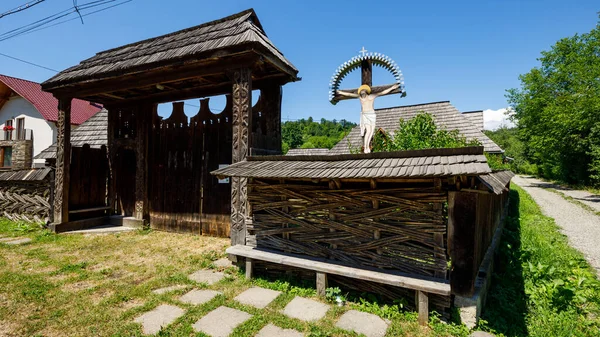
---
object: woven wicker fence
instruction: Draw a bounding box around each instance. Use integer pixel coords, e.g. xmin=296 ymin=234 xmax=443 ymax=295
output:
xmin=248 ymin=178 xmax=448 ymax=279
xmin=0 ymin=181 xmax=51 ymax=224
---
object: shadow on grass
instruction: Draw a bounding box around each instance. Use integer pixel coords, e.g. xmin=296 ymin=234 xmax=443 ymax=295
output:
xmin=481 ymin=189 xmax=528 ymax=336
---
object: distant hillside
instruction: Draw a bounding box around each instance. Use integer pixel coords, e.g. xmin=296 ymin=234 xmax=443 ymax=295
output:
xmin=282 ymin=118 xmax=357 ymax=154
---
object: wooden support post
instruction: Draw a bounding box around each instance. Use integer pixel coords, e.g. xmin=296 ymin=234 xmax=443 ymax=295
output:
xmin=316 ymin=272 xmax=328 ymax=296
xmin=106 ymin=106 xmax=117 ymax=215
xmin=260 ymin=85 xmax=282 ymax=153
xmin=230 ymin=68 xmax=252 ymax=245
xmin=416 ymin=290 xmax=429 ymax=325
xmin=245 ymin=258 xmax=254 ymax=279
xmin=361 ymin=59 xmax=373 ymax=87
xmin=134 ymin=104 xmax=150 ymax=222
xmin=53 ymin=97 xmax=72 ymax=225
xmin=448 ymin=191 xmax=479 ymax=296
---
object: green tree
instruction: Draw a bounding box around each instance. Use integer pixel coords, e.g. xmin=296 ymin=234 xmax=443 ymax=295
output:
xmin=281 ymin=117 xmax=357 ymax=153
xmin=372 ymin=112 xmax=480 ymax=152
xmin=507 ymin=17 xmax=600 ymax=185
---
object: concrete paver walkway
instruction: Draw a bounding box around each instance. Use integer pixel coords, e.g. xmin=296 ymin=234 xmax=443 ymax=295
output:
xmin=282 ymin=297 xmax=330 ymax=322
xmin=0 ymin=237 xmax=31 ymax=245
xmin=234 ymin=287 xmax=281 ymax=309
xmin=513 ymin=175 xmax=600 ymax=275
xmin=192 ymin=306 xmax=252 ymax=337
xmin=335 ymin=310 xmax=389 ymax=337
xmin=152 ymin=285 xmax=188 ymax=294
xmin=255 ymin=324 xmax=304 ymax=337
xmin=179 ymin=289 xmax=221 ymax=305
xmin=134 ymin=304 xmax=185 ymax=335
xmin=189 ymin=270 xmax=225 ymax=285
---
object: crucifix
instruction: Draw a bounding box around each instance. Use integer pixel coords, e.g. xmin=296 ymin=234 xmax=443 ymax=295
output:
xmin=329 ymin=48 xmax=405 ymax=153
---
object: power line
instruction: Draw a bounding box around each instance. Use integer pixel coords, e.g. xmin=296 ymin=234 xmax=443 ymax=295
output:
xmin=0 ymin=52 xmax=58 ymax=72
xmin=0 ymin=0 xmax=46 ymax=19
xmin=0 ymin=0 xmax=132 ymax=42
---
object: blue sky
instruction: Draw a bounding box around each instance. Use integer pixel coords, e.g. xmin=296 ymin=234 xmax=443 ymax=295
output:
xmin=0 ymin=0 xmax=598 ymax=127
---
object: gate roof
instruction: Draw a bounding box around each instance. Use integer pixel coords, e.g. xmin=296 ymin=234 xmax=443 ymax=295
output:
xmin=41 ymin=9 xmax=299 ymax=105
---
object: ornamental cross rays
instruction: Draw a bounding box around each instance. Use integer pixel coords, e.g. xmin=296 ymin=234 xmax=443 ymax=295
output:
xmin=329 ymin=49 xmax=405 ymax=153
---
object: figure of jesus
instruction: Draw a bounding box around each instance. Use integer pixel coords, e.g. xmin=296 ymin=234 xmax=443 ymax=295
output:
xmin=337 ymin=83 xmax=399 ymax=153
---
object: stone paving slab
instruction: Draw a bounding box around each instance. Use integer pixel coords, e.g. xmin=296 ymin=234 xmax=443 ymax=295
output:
xmin=212 ymin=257 xmax=233 ymax=268
xmin=0 ymin=237 xmax=18 ymax=242
xmin=255 ymin=324 xmax=304 ymax=337
xmin=1 ymin=238 xmax=32 ymax=245
xmin=470 ymin=332 xmax=495 ymax=337
xmin=152 ymin=285 xmax=188 ymax=295
xmin=188 ymin=270 xmax=225 ymax=285
xmin=282 ymin=297 xmax=330 ymax=322
xmin=234 ymin=287 xmax=281 ymax=309
xmin=179 ymin=289 xmax=221 ymax=305
xmin=335 ymin=310 xmax=388 ymax=337
xmin=192 ymin=306 xmax=252 ymax=337
xmin=134 ymin=304 xmax=185 ymax=335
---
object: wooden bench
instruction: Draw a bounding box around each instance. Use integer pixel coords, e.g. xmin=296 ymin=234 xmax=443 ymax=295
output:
xmin=226 ymin=245 xmax=451 ymax=325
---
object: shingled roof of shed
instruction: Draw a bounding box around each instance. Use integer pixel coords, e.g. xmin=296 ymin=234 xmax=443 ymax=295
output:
xmin=35 ymin=109 xmax=107 ymax=160
xmin=42 ymin=9 xmax=297 ymax=91
xmin=329 ymin=101 xmax=503 ymax=154
xmin=212 ymin=146 xmax=491 ymax=180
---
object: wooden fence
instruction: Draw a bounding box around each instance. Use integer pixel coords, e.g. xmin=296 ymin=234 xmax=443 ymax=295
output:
xmin=0 ymin=168 xmax=52 ymax=223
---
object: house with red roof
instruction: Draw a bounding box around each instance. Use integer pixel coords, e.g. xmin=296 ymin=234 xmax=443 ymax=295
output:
xmin=0 ymin=74 xmax=101 ymax=169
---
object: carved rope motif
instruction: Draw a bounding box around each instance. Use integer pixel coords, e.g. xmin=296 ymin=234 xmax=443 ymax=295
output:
xmin=231 ymin=68 xmax=251 ymax=232
xmin=53 ymin=100 xmax=70 ymax=222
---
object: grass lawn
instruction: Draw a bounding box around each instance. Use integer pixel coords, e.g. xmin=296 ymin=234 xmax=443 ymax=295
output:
xmin=481 ymin=185 xmax=600 ymax=337
xmin=0 ymin=220 xmax=469 ymax=337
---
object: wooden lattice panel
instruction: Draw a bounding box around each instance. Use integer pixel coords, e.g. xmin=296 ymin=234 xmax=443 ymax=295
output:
xmin=249 ymin=179 xmax=449 ymax=279
xmin=0 ymin=182 xmax=51 ymax=223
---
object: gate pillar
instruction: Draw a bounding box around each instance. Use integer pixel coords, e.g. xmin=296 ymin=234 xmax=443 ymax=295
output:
xmin=230 ymin=68 xmax=252 ymax=245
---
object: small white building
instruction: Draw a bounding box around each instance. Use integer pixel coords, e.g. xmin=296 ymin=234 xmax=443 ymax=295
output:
xmin=0 ymin=74 xmax=101 ymax=169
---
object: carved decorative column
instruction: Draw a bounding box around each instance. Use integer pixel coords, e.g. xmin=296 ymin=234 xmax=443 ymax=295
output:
xmin=230 ymin=68 xmax=252 ymax=245
xmin=135 ymin=104 xmax=150 ymax=222
xmin=106 ymin=105 xmax=116 ymax=215
xmin=53 ymin=97 xmax=72 ymax=225
xmin=261 ymin=85 xmax=282 ymax=153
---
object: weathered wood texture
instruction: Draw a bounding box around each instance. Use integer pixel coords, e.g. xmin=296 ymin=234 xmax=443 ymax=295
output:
xmin=449 ymin=189 xmax=510 ymax=296
xmin=230 ymin=68 xmax=252 ymax=245
xmin=0 ymin=179 xmax=51 ymax=223
xmin=68 ymin=145 xmax=108 ymax=221
xmin=248 ymin=178 xmax=449 ymax=279
xmin=148 ymin=98 xmax=232 ymax=236
xmin=53 ymin=98 xmax=71 ymax=224
xmin=227 ymin=245 xmax=450 ymax=295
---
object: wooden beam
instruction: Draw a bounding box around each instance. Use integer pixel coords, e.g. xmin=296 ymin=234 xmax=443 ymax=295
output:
xmin=226 ymin=245 xmax=451 ymax=295
xmin=230 ymin=68 xmax=252 ymax=246
xmin=333 ymin=83 xmax=403 ymax=102
xmin=361 ymin=59 xmax=372 ymax=87
xmin=245 ymin=258 xmax=254 ymax=279
xmin=53 ymin=97 xmax=71 ymax=224
xmin=416 ymin=290 xmax=429 ymax=325
xmin=316 ymin=272 xmax=328 ymax=296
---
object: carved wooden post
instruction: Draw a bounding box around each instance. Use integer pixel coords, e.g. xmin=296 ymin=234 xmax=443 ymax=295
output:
xmin=361 ymin=59 xmax=372 ymax=87
xmin=106 ymin=106 xmax=116 ymax=215
xmin=260 ymin=85 xmax=282 ymax=153
xmin=230 ymin=68 xmax=252 ymax=245
xmin=53 ymin=97 xmax=72 ymax=225
xmin=135 ymin=104 xmax=150 ymax=222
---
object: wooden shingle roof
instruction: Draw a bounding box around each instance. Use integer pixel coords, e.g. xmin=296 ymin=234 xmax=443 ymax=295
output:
xmin=42 ymin=9 xmax=297 ymax=91
xmin=35 ymin=109 xmax=107 ymax=160
xmin=286 ymin=148 xmax=330 ymax=156
xmin=329 ymin=101 xmax=503 ymax=154
xmin=478 ymin=170 xmax=515 ymax=195
xmin=0 ymin=168 xmax=51 ymax=181
xmin=212 ymin=146 xmax=491 ymax=180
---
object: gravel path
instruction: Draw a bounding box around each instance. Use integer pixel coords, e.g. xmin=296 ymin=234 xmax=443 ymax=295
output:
xmin=512 ymin=175 xmax=600 ymax=276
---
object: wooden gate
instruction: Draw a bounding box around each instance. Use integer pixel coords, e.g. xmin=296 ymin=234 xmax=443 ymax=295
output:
xmin=149 ymin=98 xmax=232 ymax=235
xmin=69 ymin=145 xmax=109 ymax=221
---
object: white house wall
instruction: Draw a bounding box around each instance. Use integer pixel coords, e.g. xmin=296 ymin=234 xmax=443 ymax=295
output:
xmin=0 ymin=96 xmax=56 ymax=167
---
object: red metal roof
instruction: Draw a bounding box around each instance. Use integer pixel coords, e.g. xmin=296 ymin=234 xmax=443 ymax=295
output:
xmin=0 ymin=74 xmax=101 ymax=125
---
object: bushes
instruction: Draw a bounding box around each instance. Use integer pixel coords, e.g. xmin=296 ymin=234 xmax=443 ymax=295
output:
xmin=372 ymin=112 xmax=480 ymax=152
